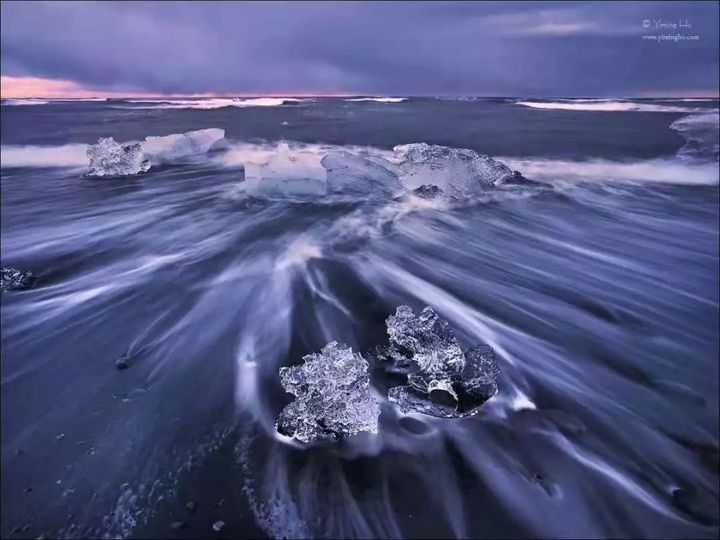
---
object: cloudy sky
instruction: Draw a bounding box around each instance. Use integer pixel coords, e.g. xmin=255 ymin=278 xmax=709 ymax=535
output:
xmin=1 ymin=1 xmax=718 ymax=97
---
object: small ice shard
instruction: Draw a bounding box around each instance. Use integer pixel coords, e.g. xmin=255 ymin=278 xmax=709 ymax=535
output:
xmin=86 ymin=137 xmax=150 ymax=177
xmin=1 ymin=267 xmax=35 ymax=292
xmin=382 ymin=306 xmax=499 ymax=418
xmin=321 ymin=151 xmax=403 ymax=195
xmin=276 ymin=342 xmax=380 ymax=443
xmin=392 ymin=143 xmax=524 ymax=192
xmin=141 ymin=128 xmax=228 ymax=163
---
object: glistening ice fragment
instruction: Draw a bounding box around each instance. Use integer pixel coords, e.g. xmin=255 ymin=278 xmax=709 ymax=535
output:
xmin=276 ymin=342 xmax=380 ymax=443
xmin=1 ymin=267 xmax=35 ymax=292
xmin=86 ymin=138 xmax=151 ymax=177
xmin=322 ymin=151 xmax=403 ymax=195
xmin=382 ymin=306 xmax=499 ymax=417
xmin=141 ymin=128 xmax=228 ymax=163
xmin=85 ymin=129 xmax=228 ymax=177
xmin=393 ymin=143 xmax=525 ymax=193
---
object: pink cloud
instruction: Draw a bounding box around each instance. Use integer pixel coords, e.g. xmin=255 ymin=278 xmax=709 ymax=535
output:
xmin=2 ymin=76 xmax=141 ymax=98
xmin=0 ymin=76 xmax=353 ymax=99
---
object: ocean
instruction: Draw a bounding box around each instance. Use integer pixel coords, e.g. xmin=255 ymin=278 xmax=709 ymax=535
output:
xmin=1 ymin=96 xmax=718 ymax=539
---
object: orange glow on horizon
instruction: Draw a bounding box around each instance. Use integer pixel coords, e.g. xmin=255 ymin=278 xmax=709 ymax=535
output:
xmin=5 ymin=75 xmax=716 ymax=100
xmin=0 ymin=75 xmax=356 ymax=99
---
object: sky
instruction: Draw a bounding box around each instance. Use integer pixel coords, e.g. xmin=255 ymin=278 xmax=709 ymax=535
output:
xmin=1 ymin=1 xmax=718 ymax=98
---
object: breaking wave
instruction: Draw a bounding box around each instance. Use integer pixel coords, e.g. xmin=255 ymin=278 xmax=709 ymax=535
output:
xmin=1 ymin=99 xmax=51 ymax=106
xmin=112 ymin=97 xmax=312 ymax=109
xmin=498 ymin=156 xmax=719 ymax=186
xmin=345 ymin=97 xmax=407 ymax=103
xmin=670 ymin=112 xmax=720 ymax=162
xmin=516 ymin=100 xmax=717 ymax=113
xmin=3 ymin=135 xmax=716 ymax=189
xmin=0 ymin=144 xmax=89 ymax=168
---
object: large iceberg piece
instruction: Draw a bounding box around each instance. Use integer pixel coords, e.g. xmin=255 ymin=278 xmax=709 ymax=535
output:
xmin=276 ymin=342 xmax=380 ymax=443
xmin=86 ymin=138 xmax=150 ymax=177
xmin=85 ymin=129 xmax=228 ymax=177
xmin=142 ymin=128 xmax=228 ymax=163
xmin=254 ymin=177 xmax=326 ymax=197
xmin=321 ymin=151 xmax=403 ymax=195
xmin=381 ymin=306 xmax=499 ymax=418
xmin=250 ymin=142 xmax=327 ymax=196
xmin=392 ymin=143 xmax=523 ymax=193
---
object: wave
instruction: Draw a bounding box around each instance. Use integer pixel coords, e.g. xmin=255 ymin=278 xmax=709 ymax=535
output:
xmin=515 ymin=100 xmax=716 ymax=113
xmin=4 ymin=134 xmax=717 ymax=189
xmin=50 ymin=97 xmax=108 ymax=102
xmin=1 ymin=98 xmax=111 ymax=106
xmin=670 ymin=112 xmax=720 ymax=161
xmin=0 ymin=143 xmax=89 ymax=168
xmin=113 ymin=97 xmax=312 ymax=110
xmin=1 ymin=99 xmax=51 ymax=106
xmin=345 ymin=97 xmax=407 ymax=103
xmin=0 ymin=136 xmax=343 ymax=172
xmin=671 ymin=98 xmax=719 ymax=102
xmin=498 ymin=155 xmax=719 ymax=186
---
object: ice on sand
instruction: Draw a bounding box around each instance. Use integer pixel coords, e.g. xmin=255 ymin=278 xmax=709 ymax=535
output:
xmin=276 ymin=342 xmax=380 ymax=443
xmin=380 ymin=306 xmax=499 ymax=417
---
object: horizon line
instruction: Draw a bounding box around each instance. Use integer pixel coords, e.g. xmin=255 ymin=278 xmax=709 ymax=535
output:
xmin=2 ymin=94 xmax=719 ymax=100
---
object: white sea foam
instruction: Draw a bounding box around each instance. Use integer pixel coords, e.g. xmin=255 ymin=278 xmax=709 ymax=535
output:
xmin=670 ymin=111 xmax=720 ymax=127
xmin=0 ymin=144 xmax=89 ymax=168
xmin=1 ymin=99 xmax=50 ymax=106
xmin=48 ymin=98 xmax=108 ymax=102
xmin=345 ymin=97 xmax=407 ymax=103
xmin=499 ymin=156 xmax=719 ymax=186
xmin=672 ymin=98 xmax=719 ymax=102
xmin=670 ymin=112 xmax=720 ymax=161
xmin=116 ymin=97 xmax=311 ymax=110
xmin=1 ymin=129 xmax=228 ymax=169
xmin=516 ymin=100 xmax=716 ymax=113
xmin=1 ymin=98 xmax=110 ymax=105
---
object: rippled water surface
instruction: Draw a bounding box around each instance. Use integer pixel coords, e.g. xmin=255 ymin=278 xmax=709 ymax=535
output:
xmin=1 ymin=97 xmax=718 ymax=539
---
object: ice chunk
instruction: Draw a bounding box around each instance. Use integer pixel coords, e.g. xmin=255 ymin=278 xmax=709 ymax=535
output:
xmin=321 ymin=151 xmax=403 ymax=195
xmin=246 ymin=142 xmax=327 ymax=196
xmin=141 ymin=128 xmax=228 ymax=163
xmin=254 ymin=177 xmax=326 ymax=197
xmin=392 ymin=143 xmax=523 ymax=192
xmin=670 ymin=112 xmax=720 ymax=161
xmin=276 ymin=342 xmax=380 ymax=443
xmin=1 ymin=267 xmax=35 ymax=292
xmin=86 ymin=138 xmax=150 ymax=177
xmin=381 ymin=306 xmax=499 ymax=418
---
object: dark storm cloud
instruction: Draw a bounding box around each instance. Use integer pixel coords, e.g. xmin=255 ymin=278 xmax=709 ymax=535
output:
xmin=1 ymin=1 xmax=718 ymax=96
